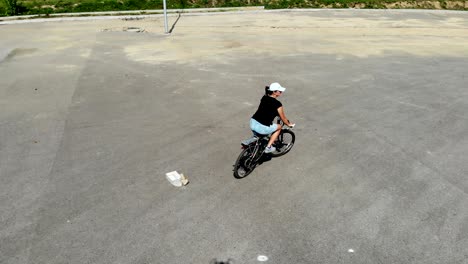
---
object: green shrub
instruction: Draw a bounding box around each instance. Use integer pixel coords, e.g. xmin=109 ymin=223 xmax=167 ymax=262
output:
xmin=143 ymin=0 xmax=163 ymax=9
xmin=2 ymin=0 xmax=467 ymax=16
xmin=2 ymin=0 xmax=18 ymax=15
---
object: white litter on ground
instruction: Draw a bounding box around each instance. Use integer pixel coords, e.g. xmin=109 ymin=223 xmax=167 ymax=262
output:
xmin=165 ymin=171 xmax=189 ymax=187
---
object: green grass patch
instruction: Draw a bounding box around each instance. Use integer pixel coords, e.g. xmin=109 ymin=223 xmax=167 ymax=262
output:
xmin=1 ymin=0 xmax=466 ymax=16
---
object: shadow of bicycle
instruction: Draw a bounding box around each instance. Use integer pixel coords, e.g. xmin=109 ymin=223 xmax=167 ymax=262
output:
xmin=232 ymin=153 xmax=274 ymax=179
xmin=257 ymin=153 xmax=273 ymax=165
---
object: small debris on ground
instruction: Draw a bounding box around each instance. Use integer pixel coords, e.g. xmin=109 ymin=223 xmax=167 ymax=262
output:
xmin=101 ymin=27 xmax=146 ymax=33
xmin=123 ymin=27 xmax=145 ymax=33
xmin=165 ymin=171 xmax=189 ymax=187
xmin=121 ymin=17 xmax=145 ymax=21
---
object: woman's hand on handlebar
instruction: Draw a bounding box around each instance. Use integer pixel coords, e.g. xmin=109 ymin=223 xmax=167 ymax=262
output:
xmin=284 ymin=119 xmax=294 ymax=128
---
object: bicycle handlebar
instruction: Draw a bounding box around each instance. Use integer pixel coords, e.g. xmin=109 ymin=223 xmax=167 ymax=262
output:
xmin=276 ymin=117 xmax=295 ymax=128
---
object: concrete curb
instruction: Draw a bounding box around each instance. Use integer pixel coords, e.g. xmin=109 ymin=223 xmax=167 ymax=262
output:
xmin=0 ymin=6 xmax=264 ymax=24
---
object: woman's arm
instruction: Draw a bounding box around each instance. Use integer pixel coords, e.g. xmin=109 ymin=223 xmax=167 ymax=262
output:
xmin=277 ymin=106 xmax=294 ymax=127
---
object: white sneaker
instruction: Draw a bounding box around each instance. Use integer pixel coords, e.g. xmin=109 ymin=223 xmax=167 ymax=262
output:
xmin=264 ymin=146 xmax=276 ymax=153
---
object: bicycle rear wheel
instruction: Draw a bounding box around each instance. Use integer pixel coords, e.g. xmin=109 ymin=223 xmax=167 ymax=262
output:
xmin=271 ymin=130 xmax=295 ymax=157
xmin=233 ymin=146 xmax=256 ymax=178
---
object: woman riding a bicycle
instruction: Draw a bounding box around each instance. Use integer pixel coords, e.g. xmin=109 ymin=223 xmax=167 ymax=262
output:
xmin=250 ymin=82 xmax=295 ymax=153
xmin=234 ymin=82 xmax=296 ymax=178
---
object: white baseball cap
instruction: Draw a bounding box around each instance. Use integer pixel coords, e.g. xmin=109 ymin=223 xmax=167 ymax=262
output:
xmin=268 ymin=82 xmax=286 ymax=92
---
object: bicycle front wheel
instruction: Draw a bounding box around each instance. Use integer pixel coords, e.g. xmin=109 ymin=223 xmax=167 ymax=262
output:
xmin=233 ymin=146 xmax=256 ymax=178
xmin=271 ymin=130 xmax=295 ymax=157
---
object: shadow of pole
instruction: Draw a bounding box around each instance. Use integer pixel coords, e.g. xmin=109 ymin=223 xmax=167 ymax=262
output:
xmin=169 ymin=12 xmax=182 ymax=34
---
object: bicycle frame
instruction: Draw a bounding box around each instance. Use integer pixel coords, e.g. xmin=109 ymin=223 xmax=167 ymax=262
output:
xmin=243 ymin=136 xmax=268 ymax=169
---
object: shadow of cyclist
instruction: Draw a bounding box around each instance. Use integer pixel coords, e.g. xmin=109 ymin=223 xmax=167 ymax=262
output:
xmin=257 ymin=153 xmax=273 ymax=165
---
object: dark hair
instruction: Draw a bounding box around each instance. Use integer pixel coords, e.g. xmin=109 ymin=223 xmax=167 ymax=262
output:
xmin=265 ymin=86 xmax=273 ymax=95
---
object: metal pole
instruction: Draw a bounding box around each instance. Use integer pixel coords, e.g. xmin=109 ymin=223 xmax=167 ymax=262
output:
xmin=163 ymin=0 xmax=169 ymax=34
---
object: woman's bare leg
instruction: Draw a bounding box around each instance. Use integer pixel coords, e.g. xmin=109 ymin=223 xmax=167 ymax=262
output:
xmin=267 ymin=125 xmax=282 ymax=147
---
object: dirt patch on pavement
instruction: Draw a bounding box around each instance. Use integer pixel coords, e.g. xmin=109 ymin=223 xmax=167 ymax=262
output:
xmin=121 ymin=12 xmax=468 ymax=64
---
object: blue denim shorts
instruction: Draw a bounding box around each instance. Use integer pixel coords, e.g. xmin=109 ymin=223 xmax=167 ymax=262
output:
xmin=250 ymin=118 xmax=278 ymax=135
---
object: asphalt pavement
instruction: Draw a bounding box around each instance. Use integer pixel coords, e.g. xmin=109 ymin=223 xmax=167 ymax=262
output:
xmin=1 ymin=9 xmax=468 ymax=264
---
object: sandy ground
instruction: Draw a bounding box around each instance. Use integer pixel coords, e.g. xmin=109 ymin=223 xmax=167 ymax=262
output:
xmin=1 ymin=9 xmax=468 ymax=264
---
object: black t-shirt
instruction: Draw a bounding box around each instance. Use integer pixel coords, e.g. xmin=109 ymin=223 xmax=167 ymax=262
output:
xmin=252 ymin=95 xmax=282 ymax=126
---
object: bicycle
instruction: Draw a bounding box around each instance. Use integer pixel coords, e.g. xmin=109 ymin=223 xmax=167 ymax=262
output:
xmin=233 ymin=118 xmax=295 ymax=178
